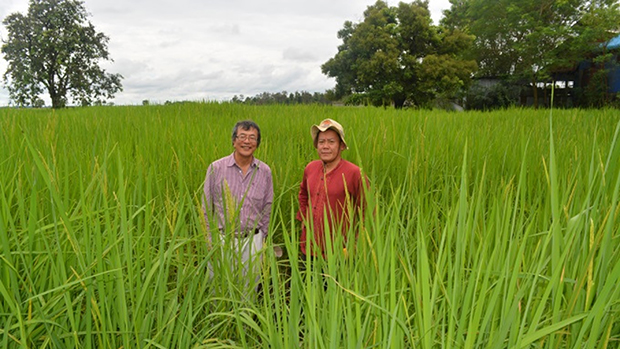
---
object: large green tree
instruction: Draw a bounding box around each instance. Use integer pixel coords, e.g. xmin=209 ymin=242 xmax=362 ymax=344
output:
xmin=442 ymin=0 xmax=620 ymax=107
xmin=322 ymin=0 xmax=476 ymax=108
xmin=2 ymin=0 xmax=123 ymax=108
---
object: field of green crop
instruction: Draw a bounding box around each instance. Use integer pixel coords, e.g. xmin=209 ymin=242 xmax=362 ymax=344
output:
xmin=1 ymin=103 xmax=619 ymax=348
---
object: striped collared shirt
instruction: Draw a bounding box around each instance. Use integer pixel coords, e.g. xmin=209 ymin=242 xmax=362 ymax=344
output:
xmin=203 ymin=153 xmax=273 ymax=236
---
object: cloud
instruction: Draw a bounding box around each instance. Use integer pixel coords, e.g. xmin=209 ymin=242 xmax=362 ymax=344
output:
xmin=0 ymin=0 xmax=452 ymax=106
xmin=209 ymin=23 xmax=241 ymax=36
xmin=109 ymin=58 xmax=150 ymax=78
xmin=283 ymin=47 xmax=319 ymax=62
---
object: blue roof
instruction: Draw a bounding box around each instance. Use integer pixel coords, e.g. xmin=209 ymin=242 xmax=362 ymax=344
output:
xmin=606 ymin=34 xmax=620 ymax=50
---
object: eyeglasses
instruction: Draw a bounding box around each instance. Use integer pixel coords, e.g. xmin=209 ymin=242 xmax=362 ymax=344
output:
xmin=236 ymin=134 xmax=258 ymax=142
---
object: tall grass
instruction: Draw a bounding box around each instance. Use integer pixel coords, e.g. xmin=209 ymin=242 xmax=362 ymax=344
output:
xmin=1 ymin=103 xmax=619 ymax=348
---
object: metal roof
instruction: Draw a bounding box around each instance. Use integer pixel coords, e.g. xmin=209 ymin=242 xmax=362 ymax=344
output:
xmin=606 ymin=34 xmax=620 ymax=50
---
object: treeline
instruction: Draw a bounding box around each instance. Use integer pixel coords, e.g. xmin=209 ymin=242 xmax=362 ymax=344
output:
xmin=230 ymin=91 xmax=333 ymax=105
xmin=319 ymin=0 xmax=620 ymax=110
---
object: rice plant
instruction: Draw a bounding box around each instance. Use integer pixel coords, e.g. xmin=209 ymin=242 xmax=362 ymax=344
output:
xmin=1 ymin=104 xmax=619 ymax=348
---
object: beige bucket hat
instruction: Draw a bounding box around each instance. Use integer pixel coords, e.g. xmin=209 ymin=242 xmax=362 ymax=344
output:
xmin=311 ymin=118 xmax=348 ymax=149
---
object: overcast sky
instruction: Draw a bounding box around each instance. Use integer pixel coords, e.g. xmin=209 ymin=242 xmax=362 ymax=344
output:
xmin=0 ymin=0 xmax=451 ymax=106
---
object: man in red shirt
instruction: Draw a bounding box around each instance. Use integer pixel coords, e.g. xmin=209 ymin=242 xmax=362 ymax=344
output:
xmin=296 ymin=118 xmax=366 ymax=257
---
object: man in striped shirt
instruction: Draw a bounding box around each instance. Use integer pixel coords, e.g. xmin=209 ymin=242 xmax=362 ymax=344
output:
xmin=203 ymin=120 xmax=273 ymax=292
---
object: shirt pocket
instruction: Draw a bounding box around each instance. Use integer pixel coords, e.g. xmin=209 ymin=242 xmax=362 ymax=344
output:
xmin=246 ymin=188 xmax=264 ymax=208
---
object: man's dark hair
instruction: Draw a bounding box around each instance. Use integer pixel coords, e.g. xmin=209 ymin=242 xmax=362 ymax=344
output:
xmin=232 ymin=120 xmax=261 ymax=146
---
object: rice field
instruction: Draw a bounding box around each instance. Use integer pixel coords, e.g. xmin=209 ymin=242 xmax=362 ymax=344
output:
xmin=1 ymin=103 xmax=619 ymax=348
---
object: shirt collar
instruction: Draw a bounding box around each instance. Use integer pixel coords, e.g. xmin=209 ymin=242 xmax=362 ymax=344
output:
xmin=226 ymin=152 xmax=259 ymax=169
xmin=323 ymin=158 xmax=343 ymax=173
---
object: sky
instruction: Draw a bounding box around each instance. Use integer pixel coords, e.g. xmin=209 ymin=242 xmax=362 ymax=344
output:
xmin=0 ymin=0 xmax=452 ymax=106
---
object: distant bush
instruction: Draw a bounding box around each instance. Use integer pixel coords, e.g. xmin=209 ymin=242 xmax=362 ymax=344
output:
xmin=230 ymin=90 xmax=332 ymax=105
xmin=465 ymin=81 xmax=521 ymax=110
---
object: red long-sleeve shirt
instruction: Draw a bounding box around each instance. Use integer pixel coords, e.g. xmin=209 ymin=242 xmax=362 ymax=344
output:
xmin=296 ymin=159 xmax=365 ymax=256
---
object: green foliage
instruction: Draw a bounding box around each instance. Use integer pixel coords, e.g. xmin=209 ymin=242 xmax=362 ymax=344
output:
xmin=230 ymin=90 xmax=332 ymax=105
xmin=1 ymin=0 xmax=123 ymax=108
xmin=1 ymin=104 xmax=620 ymax=347
xmin=575 ymin=53 xmax=620 ymax=107
xmin=443 ymin=0 xmax=620 ymax=107
xmin=322 ymin=0 xmax=476 ymax=109
xmin=465 ymin=80 xmax=521 ymax=110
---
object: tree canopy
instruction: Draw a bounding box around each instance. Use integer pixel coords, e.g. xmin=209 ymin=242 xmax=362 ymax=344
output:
xmin=322 ymin=0 xmax=476 ymax=108
xmin=442 ymin=0 xmax=620 ymax=107
xmin=2 ymin=0 xmax=123 ymax=108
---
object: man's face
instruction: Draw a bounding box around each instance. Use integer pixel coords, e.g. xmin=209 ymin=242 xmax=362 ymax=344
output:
xmin=233 ymin=127 xmax=259 ymax=158
xmin=316 ymin=129 xmax=344 ymax=164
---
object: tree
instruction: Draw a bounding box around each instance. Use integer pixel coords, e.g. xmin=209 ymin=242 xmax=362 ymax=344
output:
xmin=322 ymin=0 xmax=476 ymax=108
xmin=2 ymin=0 xmax=123 ymax=108
xmin=442 ymin=0 xmax=620 ymax=107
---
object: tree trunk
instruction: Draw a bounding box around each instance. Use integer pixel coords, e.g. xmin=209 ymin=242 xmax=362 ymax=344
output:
xmin=49 ymin=90 xmax=66 ymax=108
xmin=393 ymin=94 xmax=406 ymax=109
